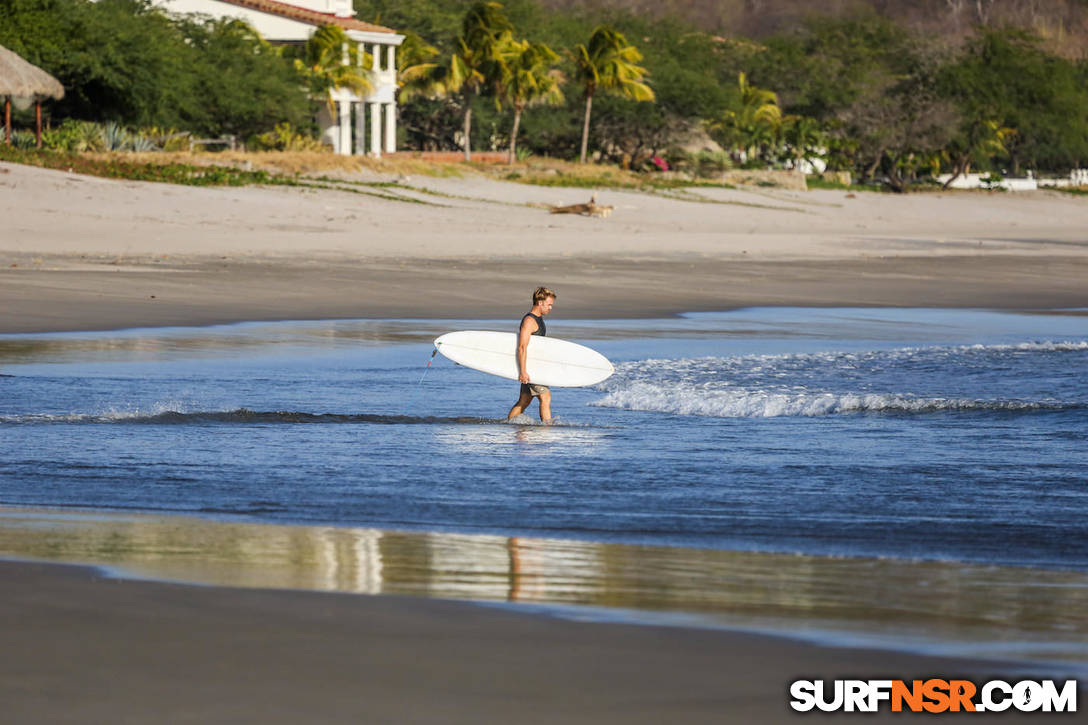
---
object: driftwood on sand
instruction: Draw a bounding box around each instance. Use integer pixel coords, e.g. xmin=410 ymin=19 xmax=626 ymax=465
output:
xmin=548 ymin=193 xmax=614 ymax=218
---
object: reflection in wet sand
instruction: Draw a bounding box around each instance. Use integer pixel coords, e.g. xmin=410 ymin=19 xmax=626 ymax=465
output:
xmin=5 ymin=309 xmax=1006 ymax=366
xmin=1 ymin=507 xmax=1086 ymax=666
xmin=0 ymin=321 xmax=446 ymax=365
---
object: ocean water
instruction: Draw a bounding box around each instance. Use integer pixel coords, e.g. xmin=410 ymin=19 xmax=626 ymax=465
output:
xmin=1 ymin=308 xmax=1087 ymax=664
xmin=2 ymin=307 xmax=1086 ymax=567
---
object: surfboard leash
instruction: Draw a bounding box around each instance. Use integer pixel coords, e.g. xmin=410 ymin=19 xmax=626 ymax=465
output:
xmin=403 ymin=347 xmax=438 ymax=415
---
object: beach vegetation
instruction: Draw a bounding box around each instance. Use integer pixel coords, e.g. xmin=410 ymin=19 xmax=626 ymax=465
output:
xmin=0 ymin=0 xmax=315 ymax=142
xmin=3 ymin=0 xmax=1088 ymax=192
xmin=0 ymin=144 xmax=282 ymax=185
xmin=251 ymin=123 xmax=328 ymax=152
xmin=289 ymin=25 xmax=373 ymax=113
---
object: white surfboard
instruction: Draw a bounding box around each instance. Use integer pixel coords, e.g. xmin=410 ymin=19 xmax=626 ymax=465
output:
xmin=434 ymin=331 xmax=614 ymax=387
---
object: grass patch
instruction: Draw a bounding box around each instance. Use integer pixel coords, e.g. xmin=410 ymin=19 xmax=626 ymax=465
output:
xmin=1052 ymin=186 xmax=1088 ymax=195
xmin=0 ymin=147 xmax=443 ymax=205
xmin=0 ymin=145 xmax=291 ymax=187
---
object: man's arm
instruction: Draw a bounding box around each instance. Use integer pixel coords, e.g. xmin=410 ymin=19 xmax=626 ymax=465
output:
xmin=516 ymin=317 xmax=538 ymax=383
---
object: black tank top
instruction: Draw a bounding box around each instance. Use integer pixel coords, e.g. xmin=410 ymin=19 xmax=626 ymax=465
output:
xmin=522 ymin=313 xmax=546 ymax=337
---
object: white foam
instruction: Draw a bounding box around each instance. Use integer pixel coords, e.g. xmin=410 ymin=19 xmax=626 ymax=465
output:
xmin=590 ymin=382 xmax=1066 ymax=418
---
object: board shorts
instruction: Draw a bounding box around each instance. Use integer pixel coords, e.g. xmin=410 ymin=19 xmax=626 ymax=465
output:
xmin=521 ymin=383 xmax=550 ymax=397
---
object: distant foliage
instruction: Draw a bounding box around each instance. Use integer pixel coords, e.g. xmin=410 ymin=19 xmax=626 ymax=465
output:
xmin=0 ymin=0 xmax=314 ymax=144
xmin=2 ymin=0 xmax=1086 ymax=185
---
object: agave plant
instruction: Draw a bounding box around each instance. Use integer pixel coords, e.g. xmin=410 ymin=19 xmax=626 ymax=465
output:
xmin=103 ymin=122 xmax=131 ymax=152
xmin=129 ymin=134 xmax=158 ymax=152
xmin=74 ymin=121 xmax=107 ymax=152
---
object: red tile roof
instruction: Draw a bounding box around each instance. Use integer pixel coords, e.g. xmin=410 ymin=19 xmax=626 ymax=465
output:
xmin=218 ymin=0 xmax=397 ymax=34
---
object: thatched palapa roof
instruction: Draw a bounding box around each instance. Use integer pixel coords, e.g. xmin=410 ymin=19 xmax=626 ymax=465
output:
xmin=0 ymin=44 xmax=64 ymax=101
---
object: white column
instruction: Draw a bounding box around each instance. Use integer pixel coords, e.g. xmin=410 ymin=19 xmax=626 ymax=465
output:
xmin=369 ymin=102 xmax=381 ymax=157
xmin=353 ymin=101 xmax=365 ymax=155
xmin=386 ymin=45 xmax=396 ymax=72
xmin=338 ymin=99 xmax=351 ymax=156
xmin=372 ymin=43 xmax=382 ymax=71
xmin=384 ymin=102 xmax=396 ymax=154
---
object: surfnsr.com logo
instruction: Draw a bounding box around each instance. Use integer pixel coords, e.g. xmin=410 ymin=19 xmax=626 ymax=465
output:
xmin=789 ymin=679 xmax=1079 ymax=713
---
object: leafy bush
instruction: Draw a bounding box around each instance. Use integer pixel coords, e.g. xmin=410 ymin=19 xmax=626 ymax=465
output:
xmin=140 ymin=127 xmax=191 ymax=152
xmin=43 ymin=119 xmax=106 ymax=152
xmin=10 ymin=130 xmax=37 ymax=150
xmin=251 ymin=123 xmax=327 ymax=152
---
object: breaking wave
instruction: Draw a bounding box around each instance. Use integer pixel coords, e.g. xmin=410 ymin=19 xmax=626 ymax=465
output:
xmin=590 ymin=382 xmax=1078 ymax=418
xmin=590 ymin=340 xmax=1088 ymax=419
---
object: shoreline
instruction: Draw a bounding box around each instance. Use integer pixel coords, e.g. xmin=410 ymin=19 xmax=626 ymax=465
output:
xmin=1 ymin=505 xmax=1085 ymax=674
xmin=2 ymin=253 xmax=1087 ymax=335
xmin=0 ymin=558 xmax=1079 ymax=724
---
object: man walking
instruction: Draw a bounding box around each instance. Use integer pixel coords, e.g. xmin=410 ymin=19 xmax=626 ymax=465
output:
xmin=507 ymin=287 xmax=556 ymax=423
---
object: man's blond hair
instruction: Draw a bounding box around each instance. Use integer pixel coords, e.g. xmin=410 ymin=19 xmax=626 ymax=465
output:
xmin=533 ymin=287 xmax=556 ymax=304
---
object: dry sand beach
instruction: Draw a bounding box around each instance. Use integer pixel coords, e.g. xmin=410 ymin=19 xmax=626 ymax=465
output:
xmin=1 ymin=160 xmax=1087 ymax=333
xmin=2 ymin=160 xmax=1087 ymax=722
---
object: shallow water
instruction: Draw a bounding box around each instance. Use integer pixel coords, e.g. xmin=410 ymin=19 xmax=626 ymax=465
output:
xmin=1 ymin=308 xmax=1085 ymax=568
xmin=1 ymin=308 xmax=1086 ymax=664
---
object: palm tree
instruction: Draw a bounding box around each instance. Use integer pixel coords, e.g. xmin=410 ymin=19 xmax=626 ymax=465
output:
xmin=395 ymin=31 xmax=441 ymax=101
xmin=942 ymin=119 xmax=1015 ymax=188
xmin=571 ymin=26 xmax=654 ymax=164
xmin=296 ymin=25 xmax=373 ymax=113
xmin=782 ymin=115 xmax=826 ymax=170
xmin=454 ymin=2 xmax=516 ymax=161
xmin=499 ymin=40 xmax=564 ymax=163
xmin=709 ymin=72 xmax=781 ymax=164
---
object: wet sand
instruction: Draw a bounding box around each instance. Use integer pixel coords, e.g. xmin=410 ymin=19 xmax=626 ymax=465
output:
xmin=2 ymin=253 xmax=1087 ymax=334
xmin=1 ymin=559 xmax=1076 ymax=724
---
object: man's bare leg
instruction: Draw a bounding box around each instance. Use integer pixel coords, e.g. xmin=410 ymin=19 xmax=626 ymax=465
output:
xmin=538 ymin=390 xmax=552 ymax=423
xmin=508 ymin=389 xmax=534 ymax=420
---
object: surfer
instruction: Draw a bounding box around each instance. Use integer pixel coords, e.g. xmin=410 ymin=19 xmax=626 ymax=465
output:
xmin=507 ymin=287 xmax=556 ymax=423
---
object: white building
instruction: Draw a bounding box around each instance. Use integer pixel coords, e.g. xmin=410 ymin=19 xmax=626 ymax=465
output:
xmin=157 ymin=0 xmax=404 ymax=155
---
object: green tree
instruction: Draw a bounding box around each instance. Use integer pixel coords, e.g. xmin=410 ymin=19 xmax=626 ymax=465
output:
xmin=0 ymin=0 xmax=311 ymax=140
xmin=708 ymin=72 xmax=781 ymax=164
xmin=940 ymin=119 xmax=1014 ymax=188
xmin=940 ymin=28 xmax=1088 ymax=174
xmin=394 ymin=31 xmax=467 ymax=151
xmin=453 ymin=1 xmax=516 ymax=160
xmin=180 ymin=17 xmax=314 ymax=139
xmin=571 ymin=25 xmax=654 ymax=163
xmin=781 ymin=115 xmax=826 ymax=169
xmin=396 ymin=31 xmax=440 ymax=99
xmin=294 ymin=25 xmax=373 ymax=113
xmin=498 ymin=40 xmax=564 ymax=163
